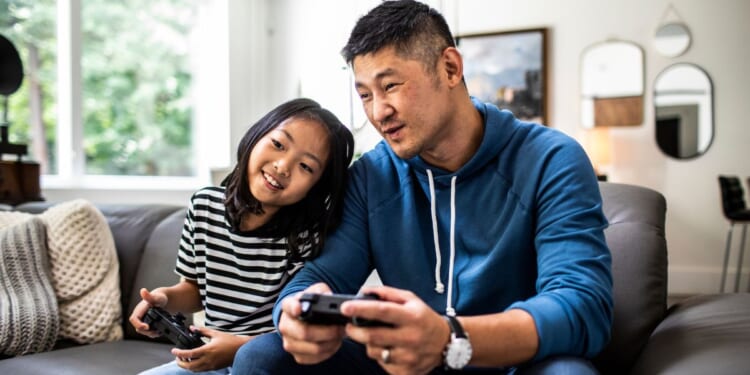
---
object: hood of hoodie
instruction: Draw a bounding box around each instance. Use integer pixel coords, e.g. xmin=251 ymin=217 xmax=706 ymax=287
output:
xmin=406 ymin=98 xmax=513 ymax=182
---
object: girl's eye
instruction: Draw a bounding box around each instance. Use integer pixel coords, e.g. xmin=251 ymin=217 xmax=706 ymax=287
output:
xmin=300 ymin=163 xmax=314 ymax=174
xmin=271 ymin=139 xmax=283 ymax=149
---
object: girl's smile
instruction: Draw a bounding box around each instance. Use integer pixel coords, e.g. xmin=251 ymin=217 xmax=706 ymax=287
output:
xmin=263 ymin=171 xmax=284 ymax=190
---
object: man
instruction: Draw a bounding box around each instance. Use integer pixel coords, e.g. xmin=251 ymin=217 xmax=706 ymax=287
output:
xmin=233 ymin=1 xmax=612 ymax=374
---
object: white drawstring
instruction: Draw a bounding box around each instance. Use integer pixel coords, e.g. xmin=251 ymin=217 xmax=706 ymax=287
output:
xmin=427 ymin=169 xmax=444 ymax=294
xmin=426 ymin=169 xmax=459 ymax=317
xmin=446 ymin=175 xmax=457 ymax=317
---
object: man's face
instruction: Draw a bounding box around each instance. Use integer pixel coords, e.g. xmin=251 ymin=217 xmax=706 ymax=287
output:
xmin=352 ymin=46 xmax=451 ymax=160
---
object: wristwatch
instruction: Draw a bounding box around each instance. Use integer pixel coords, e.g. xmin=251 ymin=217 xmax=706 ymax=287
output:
xmin=443 ymin=315 xmax=472 ymax=369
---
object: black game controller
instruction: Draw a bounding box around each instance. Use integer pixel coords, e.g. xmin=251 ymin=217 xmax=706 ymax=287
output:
xmin=298 ymin=293 xmax=392 ymax=327
xmin=142 ymin=306 xmax=205 ymax=349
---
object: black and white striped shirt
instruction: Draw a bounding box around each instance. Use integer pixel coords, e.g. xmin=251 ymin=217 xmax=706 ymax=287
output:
xmin=175 ymin=186 xmax=310 ymax=335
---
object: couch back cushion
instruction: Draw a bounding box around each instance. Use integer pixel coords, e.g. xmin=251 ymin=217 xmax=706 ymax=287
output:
xmin=125 ymin=208 xmax=187 ymax=340
xmin=94 ymin=205 xmax=184 ymax=319
xmin=593 ymin=182 xmax=668 ymax=374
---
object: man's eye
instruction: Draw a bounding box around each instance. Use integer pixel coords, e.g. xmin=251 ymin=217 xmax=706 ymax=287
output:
xmin=359 ymin=92 xmax=370 ymax=100
xmin=384 ymin=83 xmax=397 ymax=91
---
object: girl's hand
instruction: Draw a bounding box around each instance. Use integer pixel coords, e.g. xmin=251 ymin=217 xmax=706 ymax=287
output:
xmin=129 ymin=288 xmax=169 ymax=338
xmin=172 ymin=326 xmax=251 ymax=372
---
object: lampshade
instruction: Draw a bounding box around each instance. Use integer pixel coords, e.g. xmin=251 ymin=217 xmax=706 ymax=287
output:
xmin=581 ymin=127 xmax=613 ymax=173
xmin=0 ymin=34 xmax=24 ymax=97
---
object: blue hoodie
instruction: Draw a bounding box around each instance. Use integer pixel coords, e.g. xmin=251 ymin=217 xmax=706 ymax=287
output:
xmin=274 ymin=99 xmax=613 ymax=361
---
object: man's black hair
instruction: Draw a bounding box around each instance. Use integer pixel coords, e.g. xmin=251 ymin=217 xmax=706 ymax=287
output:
xmin=341 ymin=0 xmax=455 ymax=72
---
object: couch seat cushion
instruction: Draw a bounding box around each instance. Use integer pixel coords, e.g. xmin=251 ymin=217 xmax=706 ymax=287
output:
xmin=630 ymin=293 xmax=750 ymax=375
xmin=0 ymin=340 xmax=175 ymax=375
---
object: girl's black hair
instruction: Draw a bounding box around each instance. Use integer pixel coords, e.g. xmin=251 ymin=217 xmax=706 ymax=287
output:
xmin=223 ymin=98 xmax=354 ymax=260
xmin=341 ymin=0 xmax=455 ymax=72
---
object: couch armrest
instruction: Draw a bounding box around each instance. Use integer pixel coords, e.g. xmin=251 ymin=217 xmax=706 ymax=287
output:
xmin=593 ymin=182 xmax=668 ymax=374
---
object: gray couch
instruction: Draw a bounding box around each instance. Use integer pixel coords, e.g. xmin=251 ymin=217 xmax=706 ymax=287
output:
xmin=1 ymin=182 xmax=748 ymax=374
xmin=595 ymin=182 xmax=750 ymax=375
xmin=0 ymin=202 xmax=188 ymax=374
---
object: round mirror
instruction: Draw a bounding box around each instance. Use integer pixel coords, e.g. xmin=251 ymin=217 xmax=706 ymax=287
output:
xmin=654 ymin=23 xmax=691 ymax=58
xmin=654 ymin=63 xmax=713 ymax=159
xmin=580 ymin=40 xmax=644 ymax=128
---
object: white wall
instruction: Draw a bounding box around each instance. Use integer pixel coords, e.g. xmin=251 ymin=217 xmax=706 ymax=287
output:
xmin=255 ymin=0 xmax=750 ymax=294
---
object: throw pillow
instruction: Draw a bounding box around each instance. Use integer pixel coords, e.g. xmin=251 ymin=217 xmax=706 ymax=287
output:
xmin=0 ymin=218 xmax=60 ymax=356
xmin=0 ymin=200 xmax=123 ymax=344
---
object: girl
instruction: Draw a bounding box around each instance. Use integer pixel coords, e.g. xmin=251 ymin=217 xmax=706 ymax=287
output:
xmin=129 ymin=98 xmax=354 ymax=375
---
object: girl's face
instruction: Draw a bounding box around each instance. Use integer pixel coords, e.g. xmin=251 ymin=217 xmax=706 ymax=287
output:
xmin=247 ymin=117 xmax=331 ymax=215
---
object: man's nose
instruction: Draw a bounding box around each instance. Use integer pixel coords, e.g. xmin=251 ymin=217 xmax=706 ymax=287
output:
xmin=370 ymin=95 xmax=394 ymax=125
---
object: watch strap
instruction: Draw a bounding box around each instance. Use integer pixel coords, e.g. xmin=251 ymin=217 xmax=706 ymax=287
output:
xmin=443 ymin=315 xmax=467 ymax=339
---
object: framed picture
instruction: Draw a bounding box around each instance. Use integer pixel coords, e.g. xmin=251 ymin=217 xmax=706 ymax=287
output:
xmin=457 ymin=28 xmax=548 ymax=125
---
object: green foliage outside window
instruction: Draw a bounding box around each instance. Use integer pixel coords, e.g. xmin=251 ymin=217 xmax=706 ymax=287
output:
xmin=1 ymin=0 xmax=197 ymax=176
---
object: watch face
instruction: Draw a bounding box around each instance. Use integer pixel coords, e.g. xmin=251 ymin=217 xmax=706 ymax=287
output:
xmin=445 ymin=337 xmax=473 ymax=369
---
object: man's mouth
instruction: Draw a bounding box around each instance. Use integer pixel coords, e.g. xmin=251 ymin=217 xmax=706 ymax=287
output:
xmin=381 ymin=123 xmax=404 ymax=136
xmin=263 ymin=172 xmax=284 ymax=189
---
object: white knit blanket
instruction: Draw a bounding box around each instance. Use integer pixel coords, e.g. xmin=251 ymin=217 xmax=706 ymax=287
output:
xmin=0 ymin=218 xmax=60 ymax=356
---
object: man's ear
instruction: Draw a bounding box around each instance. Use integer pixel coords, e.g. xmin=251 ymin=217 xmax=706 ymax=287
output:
xmin=441 ymin=47 xmax=464 ymax=87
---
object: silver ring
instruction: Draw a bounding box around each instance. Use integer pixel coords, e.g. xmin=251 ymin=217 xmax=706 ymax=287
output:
xmin=381 ymin=348 xmax=391 ymax=364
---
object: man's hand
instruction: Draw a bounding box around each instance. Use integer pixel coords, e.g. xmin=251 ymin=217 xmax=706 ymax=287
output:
xmin=342 ymin=286 xmax=450 ymax=375
xmin=172 ymin=327 xmax=251 ymax=371
xmin=278 ymin=283 xmax=347 ymax=364
xmin=129 ymin=288 xmax=168 ymax=338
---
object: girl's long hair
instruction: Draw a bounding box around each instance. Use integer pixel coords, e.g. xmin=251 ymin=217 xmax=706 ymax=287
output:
xmin=222 ymin=98 xmax=354 ymax=260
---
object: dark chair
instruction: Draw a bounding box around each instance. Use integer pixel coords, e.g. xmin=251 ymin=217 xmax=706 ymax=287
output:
xmin=718 ymin=176 xmax=750 ymax=292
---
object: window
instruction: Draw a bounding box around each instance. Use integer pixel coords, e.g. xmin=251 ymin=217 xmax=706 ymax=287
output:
xmin=80 ymin=0 xmax=197 ymax=176
xmin=2 ymin=0 xmax=227 ymax=191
